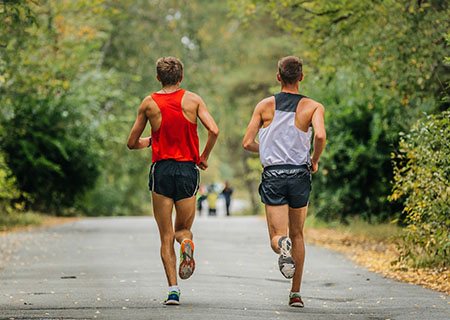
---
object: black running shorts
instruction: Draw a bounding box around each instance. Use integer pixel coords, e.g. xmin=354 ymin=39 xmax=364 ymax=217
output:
xmin=149 ymin=159 xmax=199 ymax=202
xmin=259 ymin=164 xmax=311 ymax=208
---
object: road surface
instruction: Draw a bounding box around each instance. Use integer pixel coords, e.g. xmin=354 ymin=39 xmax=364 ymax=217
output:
xmin=0 ymin=217 xmax=448 ymax=319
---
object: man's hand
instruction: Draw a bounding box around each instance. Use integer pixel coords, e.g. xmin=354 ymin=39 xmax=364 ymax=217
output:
xmin=199 ymin=155 xmax=208 ymax=170
xmin=310 ymin=158 xmax=319 ymax=174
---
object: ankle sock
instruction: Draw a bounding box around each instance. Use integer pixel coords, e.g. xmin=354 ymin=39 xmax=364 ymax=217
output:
xmin=169 ymin=285 xmax=180 ymax=294
xmin=290 ymin=291 xmax=300 ymax=297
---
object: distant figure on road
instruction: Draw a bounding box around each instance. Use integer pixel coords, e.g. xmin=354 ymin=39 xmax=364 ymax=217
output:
xmin=221 ymin=181 xmax=234 ymax=216
xmin=207 ymin=184 xmax=218 ymax=216
xmin=196 ymin=185 xmax=207 ymax=215
xmin=127 ymin=56 xmax=219 ymax=305
xmin=242 ymin=56 xmax=326 ymax=308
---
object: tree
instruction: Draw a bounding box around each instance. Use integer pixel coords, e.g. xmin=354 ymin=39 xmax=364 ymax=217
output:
xmin=0 ymin=0 xmax=119 ymax=213
xmin=229 ymin=0 xmax=449 ymax=220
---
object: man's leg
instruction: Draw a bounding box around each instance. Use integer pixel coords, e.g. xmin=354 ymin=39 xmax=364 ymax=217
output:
xmin=174 ymin=196 xmax=196 ymax=280
xmin=288 ymin=205 xmax=308 ymax=293
xmin=152 ymin=192 xmax=177 ymax=286
xmin=265 ymin=204 xmax=289 ymax=254
xmin=174 ymin=196 xmax=196 ymax=243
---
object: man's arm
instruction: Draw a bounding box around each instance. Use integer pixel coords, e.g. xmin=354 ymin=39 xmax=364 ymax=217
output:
xmin=310 ymin=104 xmax=326 ymax=173
xmin=242 ymin=103 xmax=263 ymax=152
xmin=197 ymin=96 xmax=219 ymax=170
xmin=127 ymin=98 xmax=152 ymax=150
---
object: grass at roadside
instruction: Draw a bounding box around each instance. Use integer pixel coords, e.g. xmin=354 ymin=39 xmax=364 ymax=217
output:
xmin=305 ymin=214 xmax=402 ymax=240
xmin=0 ymin=212 xmax=78 ymax=233
xmin=0 ymin=212 xmax=43 ymax=232
xmin=304 ymin=215 xmax=449 ymax=296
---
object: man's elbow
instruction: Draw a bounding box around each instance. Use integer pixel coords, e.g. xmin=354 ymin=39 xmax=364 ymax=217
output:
xmin=242 ymin=140 xmax=251 ymax=150
xmin=315 ymin=133 xmax=326 ymax=141
xmin=127 ymin=141 xmax=135 ymax=150
xmin=210 ymin=127 xmax=219 ymax=137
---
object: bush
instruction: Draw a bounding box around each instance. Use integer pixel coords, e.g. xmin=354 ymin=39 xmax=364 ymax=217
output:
xmin=0 ymin=151 xmax=25 ymax=214
xmin=0 ymin=97 xmax=100 ymax=213
xmin=308 ymin=75 xmax=404 ymax=222
xmin=390 ymin=111 xmax=450 ymax=268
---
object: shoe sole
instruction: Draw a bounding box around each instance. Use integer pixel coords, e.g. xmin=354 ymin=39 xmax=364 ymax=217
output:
xmin=163 ymin=299 xmax=180 ymax=305
xmin=289 ymin=302 xmax=304 ymax=307
xmin=278 ymin=237 xmax=295 ymax=279
xmin=179 ymin=239 xmax=195 ymax=280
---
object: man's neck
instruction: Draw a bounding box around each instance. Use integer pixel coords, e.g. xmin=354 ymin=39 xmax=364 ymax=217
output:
xmin=280 ymin=83 xmax=299 ymax=94
xmin=160 ymin=84 xmax=180 ymax=94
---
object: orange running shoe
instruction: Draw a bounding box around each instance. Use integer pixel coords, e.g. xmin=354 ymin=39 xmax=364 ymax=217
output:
xmin=179 ymin=239 xmax=195 ymax=280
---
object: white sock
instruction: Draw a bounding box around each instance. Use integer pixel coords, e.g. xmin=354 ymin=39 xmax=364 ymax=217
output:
xmin=290 ymin=291 xmax=300 ymax=297
xmin=169 ymin=285 xmax=180 ymax=294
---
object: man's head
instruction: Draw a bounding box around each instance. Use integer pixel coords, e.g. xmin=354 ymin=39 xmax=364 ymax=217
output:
xmin=277 ymin=56 xmax=303 ymax=84
xmin=156 ymin=56 xmax=184 ymax=86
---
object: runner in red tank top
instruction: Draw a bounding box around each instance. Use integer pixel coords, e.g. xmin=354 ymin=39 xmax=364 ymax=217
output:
xmin=127 ymin=57 xmax=219 ymax=305
xmin=150 ymin=89 xmax=200 ymax=164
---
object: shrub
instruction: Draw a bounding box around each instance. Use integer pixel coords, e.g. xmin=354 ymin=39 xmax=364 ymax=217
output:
xmin=308 ymin=74 xmax=404 ymax=222
xmin=390 ymin=111 xmax=450 ymax=268
xmin=0 ymin=151 xmax=25 ymax=214
xmin=0 ymin=97 xmax=100 ymax=213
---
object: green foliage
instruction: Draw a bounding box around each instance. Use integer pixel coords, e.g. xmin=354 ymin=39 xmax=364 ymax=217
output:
xmin=307 ymin=72 xmax=404 ymax=221
xmin=0 ymin=151 xmax=25 ymax=214
xmin=0 ymin=0 xmax=121 ymax=214
xmin=390 ymin=112 xmax=450 ymax=268
xmin=230 ymin=0 xmax=449 ymax=220
xmin=1 ymin=0 xmax=448 ymax=222
xmin=1 ymin=97 xmax=99 ymax=212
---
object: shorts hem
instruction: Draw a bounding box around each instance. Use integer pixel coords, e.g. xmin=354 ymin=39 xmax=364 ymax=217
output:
xmin=288 ymin=202 xmax=309 ymax=209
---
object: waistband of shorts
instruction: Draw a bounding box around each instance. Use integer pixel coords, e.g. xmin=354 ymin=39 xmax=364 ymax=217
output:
xmin=263 ymin=164 xmax=309 ymax=172
xmin=153 ymin=159 xmax=197 ymax=166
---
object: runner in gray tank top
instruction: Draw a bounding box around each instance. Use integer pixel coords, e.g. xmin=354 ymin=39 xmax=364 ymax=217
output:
xmin=243 ymin=56 xmax=326 ymax=308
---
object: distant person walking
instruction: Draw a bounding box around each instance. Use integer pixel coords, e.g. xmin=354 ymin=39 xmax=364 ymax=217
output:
xmin=242 ymin=56 xmax=326 ymax=307
xmin=207 ymin=185 xmax=218 ymax=216
xmin=221 ymin=181 xmax=234 ymax=216
xmin=127 ymin=57 xmax=219 ymax=305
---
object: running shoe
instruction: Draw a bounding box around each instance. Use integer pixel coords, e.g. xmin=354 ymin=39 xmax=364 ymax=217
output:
xmin=289 ymin=293 xmax=304 ymax=307
xmin=278 ymin=236 xmax=295 ymax=279
xmin=163 ymin=291 xmax=180 ymax=305
xmin=179 ymin=239 xmax=195 ymax=280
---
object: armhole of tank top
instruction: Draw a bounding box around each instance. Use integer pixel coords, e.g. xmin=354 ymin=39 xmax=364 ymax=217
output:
xmin=149 ymin=94 xmax=163 ymax=133
xmin=261 ymin=96 xmax=276 ymax=129
xmin=180 ymin=91 xmax=197 ymax=125
xmin=294 ymin=97 xmax=311 ymax=134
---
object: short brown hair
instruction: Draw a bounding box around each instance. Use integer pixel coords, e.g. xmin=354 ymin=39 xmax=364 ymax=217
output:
xmin=278 ymin=56 xmax=303 ymax=84
xmin=156 ymin=57 xmax=184 ymax=86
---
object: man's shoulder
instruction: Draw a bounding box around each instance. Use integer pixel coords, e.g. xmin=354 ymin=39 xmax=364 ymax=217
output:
xmin=256 ymin=96 xmax=275 ymax=109
xmin=140 ymin=95 xmax=161 ymax=114
xmin=183 ymin=90 xmax=203 ymax=102
xmin=300 ymin=97 xmax=324 ymax=111
xmin=142 ymin=95 xmax=156 ymax=107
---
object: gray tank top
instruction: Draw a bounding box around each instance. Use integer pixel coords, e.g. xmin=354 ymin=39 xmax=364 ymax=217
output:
xmin=259 ymin=92 xmax=312 ymax=168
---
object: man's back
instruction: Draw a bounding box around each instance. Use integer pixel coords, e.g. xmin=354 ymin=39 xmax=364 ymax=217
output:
xmin=144 ymin=90 xmax=202 ymax=131
xmin=258 ymin=92 xmax=322 ymax=168
xmin=258 ymin=95 xmax=322 ymax=132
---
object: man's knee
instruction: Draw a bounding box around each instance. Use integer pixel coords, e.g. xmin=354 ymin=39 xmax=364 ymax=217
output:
xmin=161 ymin=232 xmax=175 ymax=245
xmin=290 ymin=227 xmax=304 ymax=240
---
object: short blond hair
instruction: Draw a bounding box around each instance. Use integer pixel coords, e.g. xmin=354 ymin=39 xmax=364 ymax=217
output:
xmin=156 ymin=57 xmax=184 ymax=86
xmin=278 ymin=56 xmax=303 ymax=84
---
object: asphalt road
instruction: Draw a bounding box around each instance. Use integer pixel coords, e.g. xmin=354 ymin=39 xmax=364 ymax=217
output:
xmin=0 ymin=217 xmax=448 ymax=320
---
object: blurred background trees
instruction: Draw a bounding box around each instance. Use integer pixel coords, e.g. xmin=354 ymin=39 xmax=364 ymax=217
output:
xmin=0 ymin=0 xmax=448 ymax=265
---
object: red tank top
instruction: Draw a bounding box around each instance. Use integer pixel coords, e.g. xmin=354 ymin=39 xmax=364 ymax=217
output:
xmin=150 ymin=89 xmax=200 ymax=164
